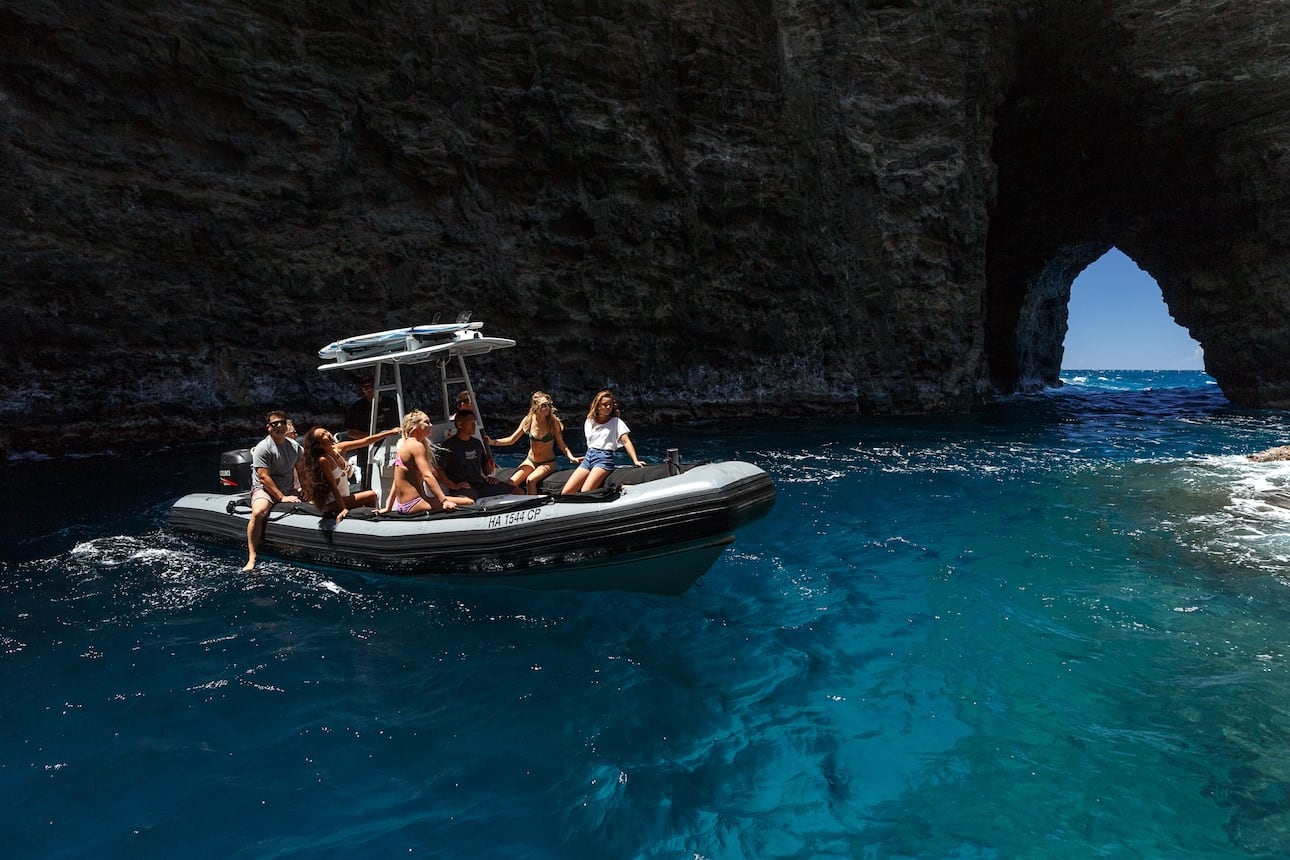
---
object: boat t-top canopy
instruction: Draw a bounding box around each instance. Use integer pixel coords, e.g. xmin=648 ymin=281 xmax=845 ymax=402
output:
xmin=316 ymin=321 xmax=515 ymax=371
xmin=315 ymin=318 xmax=516 ymax=439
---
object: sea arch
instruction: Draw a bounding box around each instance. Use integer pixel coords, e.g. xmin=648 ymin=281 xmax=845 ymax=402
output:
xmin=980 ymin=1 xmax=1288 ymax=405
xmin=1062 ymin=249 xmax=1204 ymax=372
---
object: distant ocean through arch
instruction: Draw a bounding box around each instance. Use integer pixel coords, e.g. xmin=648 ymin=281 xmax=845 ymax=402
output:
xmin=5 ymin=369 xmax=1290 ymax=857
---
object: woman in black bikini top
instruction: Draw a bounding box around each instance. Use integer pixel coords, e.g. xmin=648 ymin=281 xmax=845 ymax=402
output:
xmin=485 ymin=391 xmax=581 ymax=495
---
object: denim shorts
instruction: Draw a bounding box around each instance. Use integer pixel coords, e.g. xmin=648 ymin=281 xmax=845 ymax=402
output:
xmin=583 ymin=448 xmax=616 ymax=471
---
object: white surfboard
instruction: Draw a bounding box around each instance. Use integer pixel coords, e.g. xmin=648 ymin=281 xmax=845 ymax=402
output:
xmin=317 ymin=334 xmax=516 ymax=372
xmin=318 ymin=321 xmax=483 ymax=361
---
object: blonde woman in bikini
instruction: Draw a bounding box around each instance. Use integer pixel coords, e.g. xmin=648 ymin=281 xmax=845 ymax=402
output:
xmin=383 ymin=410 xmax=474 ymax=514
xmin=485 ymin=391 xmax=581 ymax=495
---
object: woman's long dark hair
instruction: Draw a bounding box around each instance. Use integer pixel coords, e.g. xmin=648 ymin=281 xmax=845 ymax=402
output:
xmin=299 ymin=428 xmax=336 ymax=506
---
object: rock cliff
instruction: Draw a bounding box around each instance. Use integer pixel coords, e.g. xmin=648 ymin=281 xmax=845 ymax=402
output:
xmin=2 ymin=0 xmax=1288 ymax=456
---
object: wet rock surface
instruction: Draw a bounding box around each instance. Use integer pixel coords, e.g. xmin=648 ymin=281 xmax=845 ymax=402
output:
xmin=2 ymin=1 xmax=1287 ymax=456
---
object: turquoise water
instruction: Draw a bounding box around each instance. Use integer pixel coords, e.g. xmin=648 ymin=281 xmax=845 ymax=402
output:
xmin=6 ymin=370 xmax=1290 ymax=858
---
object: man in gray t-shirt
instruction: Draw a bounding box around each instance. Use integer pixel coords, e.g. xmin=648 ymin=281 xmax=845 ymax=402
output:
xmin=244 ymin=410 xmax=303 ymax=570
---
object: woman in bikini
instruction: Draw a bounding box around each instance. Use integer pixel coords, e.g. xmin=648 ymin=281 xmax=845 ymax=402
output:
xmin=383 ymin=410 xmax=474 ymax=514
xmin=299 ymin=425 xmax=401 ymax=522
xmin=485 ymin=391 xmax=581 ymax=495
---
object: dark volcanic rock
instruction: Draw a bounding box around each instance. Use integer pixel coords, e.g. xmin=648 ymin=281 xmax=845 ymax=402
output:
xmin=1 ymin=0 xmax=1288 ymax=456
xmin=988 ymin=1 xmax=1290 ymax=401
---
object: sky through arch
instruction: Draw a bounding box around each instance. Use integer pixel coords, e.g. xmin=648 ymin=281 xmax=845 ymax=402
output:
xmin=1062 ymin=248 xmax=1205 ymax=371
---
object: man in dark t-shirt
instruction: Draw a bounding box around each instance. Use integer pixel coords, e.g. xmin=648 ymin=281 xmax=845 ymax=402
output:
xmin=439 ymin=409 xmax=515 ymax=500
xmin=344 ymin=380 xmax=399 ymax=437
xmin=342 ymin=379 xmax=400 ymax=489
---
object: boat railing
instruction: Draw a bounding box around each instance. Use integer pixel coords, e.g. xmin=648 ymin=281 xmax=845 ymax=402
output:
xmin=368 ymin=433 xmax=401 ymax=503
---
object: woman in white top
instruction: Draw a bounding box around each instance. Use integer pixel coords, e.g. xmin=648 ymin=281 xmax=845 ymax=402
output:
xmin=561 ymin=390 xmax=644 ymax=494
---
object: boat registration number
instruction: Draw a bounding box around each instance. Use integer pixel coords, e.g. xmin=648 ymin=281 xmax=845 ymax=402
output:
xmin=487 ymin=508 xmax=544 ymax=529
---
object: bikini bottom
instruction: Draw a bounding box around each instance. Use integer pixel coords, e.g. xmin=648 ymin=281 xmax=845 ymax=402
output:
xmin=393 ymin=495 xmax=422 ymax=514
xmin=521 ymin=455 xmax=558 ymax=470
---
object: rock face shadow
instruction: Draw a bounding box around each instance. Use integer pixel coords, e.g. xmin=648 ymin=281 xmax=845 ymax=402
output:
xmin=2 ymin=1 xmax=1288 ymax=457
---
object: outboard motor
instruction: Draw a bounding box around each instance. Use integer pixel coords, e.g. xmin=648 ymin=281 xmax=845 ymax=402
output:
xmin=219 ymin=449 xmax=253 ymax=493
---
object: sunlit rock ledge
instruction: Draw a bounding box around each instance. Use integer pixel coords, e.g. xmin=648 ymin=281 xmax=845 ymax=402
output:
xmin=1249 ymin=446 xmax=1290 ymax=463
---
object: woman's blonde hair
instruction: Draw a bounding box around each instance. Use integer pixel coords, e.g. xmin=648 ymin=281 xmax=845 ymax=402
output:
xmin=402 ymin=409 xmax=429 ymax=436
xmin=525 ymin=390 xmax=563 ymax=432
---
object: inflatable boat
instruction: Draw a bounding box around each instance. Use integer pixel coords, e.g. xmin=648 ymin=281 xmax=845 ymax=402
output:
xmin=168 ymin=319 xmax=776 ymax=594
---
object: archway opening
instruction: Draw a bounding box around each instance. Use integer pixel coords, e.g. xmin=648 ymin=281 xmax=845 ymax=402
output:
xmin=1062 ymin=248 xmax=1204 ymax=371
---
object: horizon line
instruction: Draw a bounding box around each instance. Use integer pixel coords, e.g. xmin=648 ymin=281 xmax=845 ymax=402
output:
xmin=1061 ymin=367 xmax=1213 ymax=373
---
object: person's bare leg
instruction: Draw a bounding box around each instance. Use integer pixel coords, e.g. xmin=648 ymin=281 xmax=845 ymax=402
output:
xmin=243 ymin=498 xmax=272 ymax=570
xmin=509 ymin=464 xmax=534 ymax=492
xmin=526 ymin=463 xmax=555 ymax=494
xmin=581 ymin=467 xmax=612 ymax=492
xmin=347 ymin=490 xmax=379 ymax=508
xmin=561 ymin=466 xmax=590 ymax=494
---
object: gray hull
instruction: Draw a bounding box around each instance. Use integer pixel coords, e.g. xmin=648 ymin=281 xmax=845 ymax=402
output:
xmin=169 ymin=461 xmax=775 ymax=594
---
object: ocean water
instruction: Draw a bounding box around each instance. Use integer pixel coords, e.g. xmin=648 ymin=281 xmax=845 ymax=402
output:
xmin=6 ymin=370 xmax=1290 ymax=858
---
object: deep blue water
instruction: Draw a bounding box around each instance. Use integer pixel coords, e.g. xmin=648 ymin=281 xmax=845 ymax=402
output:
xmin=6 ymin=370 xmax=1290 ymax=858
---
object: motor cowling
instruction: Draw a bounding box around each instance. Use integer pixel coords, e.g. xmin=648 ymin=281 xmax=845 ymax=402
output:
xmin=219 ymin=449 xmax=253 ymax=493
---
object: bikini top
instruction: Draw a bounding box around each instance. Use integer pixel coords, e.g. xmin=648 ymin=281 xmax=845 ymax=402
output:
xmin=329 ymin=461 xmax=347 ymax=483
xmin=527 ymin=418 xmax=555 ymax=444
